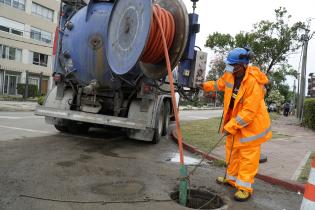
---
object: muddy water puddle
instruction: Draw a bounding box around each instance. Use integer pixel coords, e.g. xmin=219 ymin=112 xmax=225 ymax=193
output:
xmin=167 ymin=153 xmax=202 ymax=165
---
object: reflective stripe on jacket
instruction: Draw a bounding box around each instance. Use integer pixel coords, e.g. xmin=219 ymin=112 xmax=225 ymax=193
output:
xmin=203 ymin=65 xmax=272 ymax=147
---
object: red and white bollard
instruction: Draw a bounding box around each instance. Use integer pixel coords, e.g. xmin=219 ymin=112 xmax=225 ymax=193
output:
xmin=300 ymin=156 xmax=315 ymax=210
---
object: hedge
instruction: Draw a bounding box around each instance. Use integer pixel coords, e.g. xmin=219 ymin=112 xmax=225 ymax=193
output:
xmin=17 ymin=83 xmax=39 ymax=98
xmin=303 ymin=98 xmax=315 ymax=130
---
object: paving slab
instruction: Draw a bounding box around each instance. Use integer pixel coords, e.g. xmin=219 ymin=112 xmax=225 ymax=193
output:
xmin=211 ymin=115 xmax=315 ymax=183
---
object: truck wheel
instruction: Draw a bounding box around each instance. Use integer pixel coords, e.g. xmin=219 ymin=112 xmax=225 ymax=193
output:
xmin=54 ymin=125 xmax=68 ymax=132
xmin=152 ymin=102 xmax=164 ymax=144
xmin=67 ymin=121 xmax=90 ymax=134
xmin=162 ymin=100 xmax=171 ymax=136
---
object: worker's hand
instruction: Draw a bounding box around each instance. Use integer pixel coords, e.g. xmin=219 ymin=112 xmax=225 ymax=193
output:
xmin=223 ymin=130 xmax=231 ymax=136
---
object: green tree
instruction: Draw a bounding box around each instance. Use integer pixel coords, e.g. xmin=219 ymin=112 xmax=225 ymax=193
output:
xmin=205 ymin=7 xmax=305 ymax=74
xmin=205 ymin=7 xmax=304 ymax=101
xmin=266 ymin=89 xmax=285 ymax=107
xmin=269 ymin=64 xmax=297 ymax=101
xmin=205 ymin=54 xmax=225 ymax=104
xmin=206 ymin=54 xmax=225 ymax=81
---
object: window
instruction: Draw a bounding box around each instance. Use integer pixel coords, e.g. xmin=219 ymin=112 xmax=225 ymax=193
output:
xmin=41 ymin=30 xmax=52 ymax=44
xmin=30 ymin=27 xmax=52 ymax=44
xmin=0 ymin=44 xmax=22 ymax=62
xmin=4 ymin=75 xmax=8 ymax=94
xmin=32 ymin=3 xmax=54 ymax=22
xmin=0 ymin=0 xmax=25 ymax=10
xmin=32 ymin=52 xmax=48 ymax=67
xmin=9 ymin=47 xmax=16 ymax=60
xmin=28 ymin=77 xmax=39 ymax=88
xmin=0 ymin=45 xmax=7 ymax=59
xmin=11 ymin=28 xmax=23 ymax=36
xmin=30 ymin=28 xmax=41 ymax=41
xmin=0 ymin=25 xmax=10 ymax=33
xmin=0 ymin=72 xmax=3 ymax=94
xmin=3 ymin=74 xmax=20 ymax=95
xmin=16 ymin=47 xmax=22 ymax=61
xmin=0 ymin=17 xmax=24 ymax=36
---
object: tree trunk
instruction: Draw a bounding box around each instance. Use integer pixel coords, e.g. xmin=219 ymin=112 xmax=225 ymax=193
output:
xmin=266 ymin=59 xmax=276 ymax=74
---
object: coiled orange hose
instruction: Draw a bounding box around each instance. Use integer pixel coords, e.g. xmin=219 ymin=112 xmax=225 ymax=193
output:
xmin=141 ymin=4 xmax=175 ymax=64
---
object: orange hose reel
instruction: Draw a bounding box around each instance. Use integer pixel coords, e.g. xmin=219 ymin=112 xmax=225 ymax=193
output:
xmin=141 ymin=4 xmax=176 ymax=64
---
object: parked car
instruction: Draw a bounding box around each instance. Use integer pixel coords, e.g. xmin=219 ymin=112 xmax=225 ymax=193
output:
xmin=268 ymin=103 xmax=277 ymax=112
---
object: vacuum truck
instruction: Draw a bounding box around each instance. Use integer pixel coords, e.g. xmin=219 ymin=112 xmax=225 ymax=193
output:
xmin=35 ymin=0 xmax=207 ymax=144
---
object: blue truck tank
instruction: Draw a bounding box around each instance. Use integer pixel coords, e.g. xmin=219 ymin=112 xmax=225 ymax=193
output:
xmin=61 ymin=2 xmax=140 ymax=89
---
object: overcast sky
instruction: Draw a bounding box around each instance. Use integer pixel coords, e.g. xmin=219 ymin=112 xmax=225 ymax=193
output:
xmin=182 ymin=0 xmax=315 ymax=91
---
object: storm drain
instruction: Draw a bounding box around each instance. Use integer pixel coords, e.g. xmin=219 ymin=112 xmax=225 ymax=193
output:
xmin=170 ymin=189 xmax=225 ymax=209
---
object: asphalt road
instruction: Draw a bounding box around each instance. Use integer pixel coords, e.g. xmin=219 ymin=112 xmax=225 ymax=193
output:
xmin=0 ymin=112 xmax=57 ymax=141
xmin=179 ymin=109 xmax=223 ymax=121
xmin=0 ymin=111 xmax=302 ymax=210
xmin=0 ymin=110 xmax=223 ymax=141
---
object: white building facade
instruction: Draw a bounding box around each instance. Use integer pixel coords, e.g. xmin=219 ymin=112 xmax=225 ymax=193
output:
xmin=0 ymin=0 xmax=60 ymax=96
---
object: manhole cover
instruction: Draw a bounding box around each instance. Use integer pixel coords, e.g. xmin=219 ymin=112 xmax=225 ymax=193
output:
xmin=170 ymin=189 xmax=226 ymax=209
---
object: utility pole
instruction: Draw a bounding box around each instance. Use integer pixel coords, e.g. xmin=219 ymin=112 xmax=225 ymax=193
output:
xmin=297 ymin=29 xmax=310 ymax=120
xmin=293 ymin=80 xmax=296 ymax=111
xmin=296 ymin=73 xmax=300 ymax=117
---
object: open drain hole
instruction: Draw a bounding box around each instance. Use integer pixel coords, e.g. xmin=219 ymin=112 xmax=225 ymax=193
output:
xmin=170 ymin=189 xmax=225 ymax=209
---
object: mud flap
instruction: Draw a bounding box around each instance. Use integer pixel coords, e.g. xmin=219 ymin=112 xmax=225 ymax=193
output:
xmin=126 ymin=128 xmax=155 ymax=142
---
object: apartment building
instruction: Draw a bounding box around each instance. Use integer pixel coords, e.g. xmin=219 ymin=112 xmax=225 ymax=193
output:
xmin=0 ymin=0 xmax=60 ymax=96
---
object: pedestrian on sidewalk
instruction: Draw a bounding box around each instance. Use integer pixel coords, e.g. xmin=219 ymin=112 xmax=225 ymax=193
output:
xmin=283 ymin=101 xmax=290 ymax=117
xmin=199 ymin=48 xmax=272 ymax=201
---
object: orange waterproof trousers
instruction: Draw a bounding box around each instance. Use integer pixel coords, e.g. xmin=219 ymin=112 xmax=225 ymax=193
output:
xmin=225 ymin=136 xmax=261 ymax=193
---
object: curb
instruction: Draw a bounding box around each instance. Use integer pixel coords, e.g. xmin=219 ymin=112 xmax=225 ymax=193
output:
xmin=170 ymin=129 xmax=305 ymax=193
xmin=0 ymin=109 xmax=35 ymax=112
xmin=0 ymin=106 xmax=36 ymax=112
xmin=0 ymin=99 xmax=37 ymax=102
xmin=0 ymin=102 xmax=37 ymax=112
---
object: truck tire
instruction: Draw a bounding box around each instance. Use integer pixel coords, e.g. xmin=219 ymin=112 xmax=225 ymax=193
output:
xmin=54 ymin=125 xmax=68 ymax=132
xmin=162 ymin=100 xmax=171 ymax=136
xmin=152 ymin=102 xmax=164 ymax=144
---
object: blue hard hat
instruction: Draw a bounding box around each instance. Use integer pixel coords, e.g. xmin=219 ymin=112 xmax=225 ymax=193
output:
xmin=224 ymin=48 xmax=250 ymax=65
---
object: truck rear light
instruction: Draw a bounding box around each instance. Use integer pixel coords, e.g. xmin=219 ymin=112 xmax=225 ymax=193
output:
xmin=53 ymin=74 xmax=62 ymax=82
xmin=52 ymin=27 xmax=59 ymax=55
xmin=143 ymin=84 xmax=153 ymax=94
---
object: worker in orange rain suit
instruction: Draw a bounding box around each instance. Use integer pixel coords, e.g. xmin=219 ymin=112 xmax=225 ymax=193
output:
xmin=200 ymin=48 xmax=272 ymax=202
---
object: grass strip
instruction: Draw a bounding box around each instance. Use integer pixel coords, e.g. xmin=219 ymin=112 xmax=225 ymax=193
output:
xmin=181 ymin=118 xmax=225 ymax=153
xmin=298 ymin=152 xmax=315 ymax=183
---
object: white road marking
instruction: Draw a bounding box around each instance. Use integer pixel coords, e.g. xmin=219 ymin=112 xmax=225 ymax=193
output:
xmin=0 ymin=125 xmax=51 ymax=134
xmin=0 ymin=116 xmax=19 ymax=119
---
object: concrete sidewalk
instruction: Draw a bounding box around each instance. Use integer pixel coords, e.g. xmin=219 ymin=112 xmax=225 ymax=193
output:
xmin=211 ymin=115 xmax=315 ymax=183
xmin=0 ymin=101 xmax=37 ymax=112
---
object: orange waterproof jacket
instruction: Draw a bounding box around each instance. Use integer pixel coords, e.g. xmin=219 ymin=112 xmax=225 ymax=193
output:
xmin=203 ymin=65 xmax=272 ymax=147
